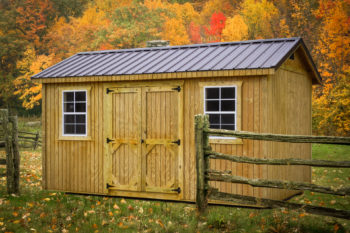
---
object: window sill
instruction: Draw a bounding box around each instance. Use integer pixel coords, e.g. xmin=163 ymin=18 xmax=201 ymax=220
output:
xmin=58 ymin=136 xmax=92 ymax=141
xmin=209 ymin=138 xmax=243 ymax=145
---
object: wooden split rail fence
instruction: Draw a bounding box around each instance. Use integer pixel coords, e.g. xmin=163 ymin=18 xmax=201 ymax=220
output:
xmin=18 ymin=131 xmax=41 ymax=150
xmin=195 ymin=115 xmax=350 ymax=220
xmin=0 ymin=109 xmax=20 ymax=194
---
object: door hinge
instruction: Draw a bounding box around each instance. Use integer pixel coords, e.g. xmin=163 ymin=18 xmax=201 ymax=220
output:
xmin=106 ymin=137 xmax=114 ymax=143
xmin=106 ymin=88 xmax=113 ymax=94
xmin=171 ymin=187 xmax=181 ymax=194
xmin=171 ymin=139 xmax=181 ymax=146
xmin=172 ymin=86 xmax=181 ymax=92
xmin=106 ymin=183 xmax=115 ymax=189
xmin=141 ymin=139 xmax=145 ymax=144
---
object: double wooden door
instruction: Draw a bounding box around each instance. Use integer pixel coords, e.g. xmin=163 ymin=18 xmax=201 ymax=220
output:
xmin=104 ymin=84 xmax=183 ymax=196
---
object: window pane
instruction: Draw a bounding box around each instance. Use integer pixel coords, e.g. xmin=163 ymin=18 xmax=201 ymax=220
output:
xmin=64 ymin=124 xmax=75 ymax=134
xmin=221 ymin=87 xmax=235 ymax=99
xmin=209 ymin=114 xmax=220 ymax=124
xmin=209 ymin=124 xmax=220 ymax=129
xmin=64 ymin=103 xmax=74 ymax=112
xmin=221 ymin=124 xmax=235 ymax=130
xmin=64 ymin=114 xmax=75 ymax=123
xmin=75 ymin=103 xmax=86 ymax=112
xmin=76 ymin=124 xmax=86 ymax=134
xmin=205 ymin=88 xmax=219 ymax=99
xmin=64 ymin=92 xmax=74 ymax=102
xmin=221 ymin=114 xmax=235 ymax=124
xmin=76 ymin=114 xmax=86 ymax=123
xmin=221 ymin=100 xmax=235 ymax=111
xmin=206 ymin=100 xmax=219 ymax=111
xmin=75 ymin=91 xmax=86 ymax=101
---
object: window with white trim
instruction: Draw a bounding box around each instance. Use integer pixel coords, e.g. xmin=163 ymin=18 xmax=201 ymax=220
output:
xmin=62 ymin=90 xmax=87 ymax=136
xmin=204 ymin=86 xmax=236 ymax=130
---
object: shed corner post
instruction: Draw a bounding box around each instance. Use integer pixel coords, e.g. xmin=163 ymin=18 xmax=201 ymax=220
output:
xmin=195 ymin=114 xmax=210 ymax=213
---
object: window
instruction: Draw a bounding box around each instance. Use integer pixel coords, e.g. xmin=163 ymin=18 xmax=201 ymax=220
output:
xmin=62 ymin=90 xmax=87 ymax=136
xmin=204 ymin=86 xmax=236 ymax=130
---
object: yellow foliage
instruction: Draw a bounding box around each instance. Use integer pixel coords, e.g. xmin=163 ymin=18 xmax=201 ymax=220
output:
xmin=221 ymin=15 xmax=248 ymax=42
xmin=241 ymin=0 xmax=279 ymax=39
xmin=14 ymin=47 xmax=54 ymax=109
xmin=162 ymin=18 xmax=190 ymax=45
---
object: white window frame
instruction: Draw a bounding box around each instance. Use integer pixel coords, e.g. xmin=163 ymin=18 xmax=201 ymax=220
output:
xmin=204 ymin=86 xmax=237 ymax=139
xmin=62 ymin=90 xmax=88 ymax=137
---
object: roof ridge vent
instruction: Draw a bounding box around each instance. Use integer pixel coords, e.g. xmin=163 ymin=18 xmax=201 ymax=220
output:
xmin=147 ymin=40 xmax=170 ymax=47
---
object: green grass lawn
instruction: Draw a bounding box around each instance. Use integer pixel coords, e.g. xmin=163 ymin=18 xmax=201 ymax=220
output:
xmin=0 ymin=144 xmax=349 ymax=232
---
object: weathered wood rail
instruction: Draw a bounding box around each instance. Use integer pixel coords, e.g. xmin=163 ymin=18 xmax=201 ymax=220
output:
xmin=195 ymin=115 xmax=350 ymax=220
xmin=0 ymin=109 xmax=20 ymax=195
xmin=18 ymin=131 xmax=41 ymax=149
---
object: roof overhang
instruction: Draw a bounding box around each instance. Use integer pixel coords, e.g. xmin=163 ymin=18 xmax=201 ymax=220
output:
xmin=33 ymin=68 xmax=275 ymax=84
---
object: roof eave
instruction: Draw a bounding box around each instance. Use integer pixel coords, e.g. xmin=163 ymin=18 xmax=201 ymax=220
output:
xmin=273 ymin=38 xmax=322 ymax=85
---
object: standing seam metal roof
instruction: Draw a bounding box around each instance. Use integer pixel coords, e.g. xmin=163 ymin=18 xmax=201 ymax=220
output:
xmin=32 ymin=37 xmax=321 ymax=81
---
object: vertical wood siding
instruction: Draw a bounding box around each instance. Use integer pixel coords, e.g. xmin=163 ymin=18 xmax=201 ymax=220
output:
xmin=44 ymin=82 xmax=104 ymax=194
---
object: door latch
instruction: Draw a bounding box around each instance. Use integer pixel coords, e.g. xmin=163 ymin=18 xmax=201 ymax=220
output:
xmin=171 ymin=187 xmax=181 ymax=193
xmin=171 ymin=139 xmax=181 ymax=145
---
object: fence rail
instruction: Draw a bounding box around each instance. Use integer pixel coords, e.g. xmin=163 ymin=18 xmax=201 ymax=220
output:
xmin=195 ymin=115 xmax=350 ymax=220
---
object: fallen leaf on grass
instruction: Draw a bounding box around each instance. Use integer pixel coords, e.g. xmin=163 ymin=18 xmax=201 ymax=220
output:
xmin=249 ymin=212 xmax=256 ymax=218
xmin=92 ymin=223 xmax=98 ymax=229
xmin=39 ymin=212 xmax=46 ymax=218
xmin=299 ymin=213 xmax=306 ymax=218
xmin=138 ymin=207 xmax=144 ymax=214
xmin=118 ymin=222 xmax=129 ymax=229
xmin=0 ymin=222 xmax=3 ymax=226
xmin=113 ymin=204 xmax=120 ymax=209
xmin=120 ymin=199 xmax=126 ymax=204
xmin=42 ymin=198 xmax=51 ymax=202
xmin=13 ymin=220 xmax=20 ymax=224
xmin=108 ymin=211 xmax=113 ymax=217
xmin=334 ymin=224 xmax=339 ymax=232
xmin=330 ymin=200 xmax=336 ymax=205
xmin=156 ymin=219 xmax=164 ymax=228
xmin=12 ymin=212 xmax=19 ymax=217
xmin=127 ymin=205 xmax=134 ymax=211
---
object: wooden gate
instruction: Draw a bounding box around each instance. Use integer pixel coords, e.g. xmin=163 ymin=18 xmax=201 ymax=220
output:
xmin=104 ymin=84 xmax=183 ymax=197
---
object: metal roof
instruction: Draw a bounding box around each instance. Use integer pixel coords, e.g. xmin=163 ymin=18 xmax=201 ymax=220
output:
xmin=32 ymin=37 xmax=321 ymax=81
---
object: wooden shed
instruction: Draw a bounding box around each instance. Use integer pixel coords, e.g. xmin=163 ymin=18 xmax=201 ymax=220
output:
xmin=33 ymin=37 xmax=321 ymax=203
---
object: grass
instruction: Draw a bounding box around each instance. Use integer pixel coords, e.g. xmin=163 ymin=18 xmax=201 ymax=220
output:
xmin=0 ymin=121 xmax=349 ymax=232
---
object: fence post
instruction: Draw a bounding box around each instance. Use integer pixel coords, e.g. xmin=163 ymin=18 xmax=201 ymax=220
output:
xmin=195 ymin=115 xmax=210 ymax=213
xmin=10 ymin=116 xmax=20 ymax=194
xmin=33 ymin=131 xmax=39 ymax=150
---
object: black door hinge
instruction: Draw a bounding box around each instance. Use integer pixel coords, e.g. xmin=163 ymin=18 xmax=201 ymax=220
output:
xmin=106 ymin=88 xmax=113 ymax=94
xmin=106 ymin=137 xmax=114 ymax=143
xmin=106 ymin=183 xmax=115 ymax=189
xmin=171 ymin=187 xmax=181 ymax=194
xmin=171 ymin=139 xmax=181 ymax=145
xmin=172 ymin=86 xmax=181 ymax=92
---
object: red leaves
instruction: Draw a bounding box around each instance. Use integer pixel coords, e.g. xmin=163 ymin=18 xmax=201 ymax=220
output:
xmin=204 ymin=12 xmax=227 ymax=42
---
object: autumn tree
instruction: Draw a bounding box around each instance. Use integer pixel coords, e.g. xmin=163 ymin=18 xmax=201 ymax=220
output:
xmin=312 ymin=0 xmax=350 ymax=136
xmin=241 ymin=0 xmax=280 ymax=39
xmin=222 ymin=15 xmax=248 ymax=42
